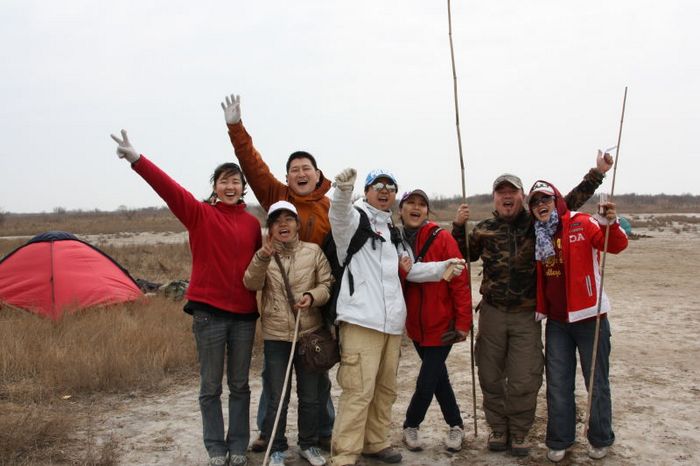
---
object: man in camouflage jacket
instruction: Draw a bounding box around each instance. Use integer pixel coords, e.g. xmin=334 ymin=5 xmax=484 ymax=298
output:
xmin=451 ymin=152 xmax=613 ymax=456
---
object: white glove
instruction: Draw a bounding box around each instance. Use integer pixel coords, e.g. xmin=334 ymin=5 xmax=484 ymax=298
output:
xmin=333 ymin=168 xmax=357 ymax=192
xmin=110 ymin=129 xmax=140 ymax=164
xmin=221 ymin=94 xmax=241 ymax=125
xmin=441 ymin=258 xmax=466 ymax=281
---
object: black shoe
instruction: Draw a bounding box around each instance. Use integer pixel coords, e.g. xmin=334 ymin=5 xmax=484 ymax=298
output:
xmin=362 ymin=446 xmax=402 ymax=464
xmin=250 ymin=434 xmax=268 ymax=453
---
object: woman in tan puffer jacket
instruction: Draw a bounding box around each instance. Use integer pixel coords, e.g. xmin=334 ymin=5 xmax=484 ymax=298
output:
xmin=244 ymin=200 xmax=332 ymax=466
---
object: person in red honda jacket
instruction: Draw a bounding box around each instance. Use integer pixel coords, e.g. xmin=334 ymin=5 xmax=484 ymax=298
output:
xmin=528 ymin=180 xmax=627 ymax=464
xmin=398 ymin=189 xmax=472 ymax=454
xmin=111 ymin=130 xmax=261 ymax=466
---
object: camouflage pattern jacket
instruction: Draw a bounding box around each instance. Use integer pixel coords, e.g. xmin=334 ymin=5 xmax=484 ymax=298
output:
xmin=451 ymin=169 xmax=605 ymax=312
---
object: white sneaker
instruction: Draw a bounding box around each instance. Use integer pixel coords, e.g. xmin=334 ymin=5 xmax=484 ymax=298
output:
xmin=445 ymin=426 xmax=464 ymax=452
xmin=403 ymin=427 xmax=423 ymax=451
xmin=547 ymin=448 xmax=566 ymax=462
xmin=208 ymin=456 xmax=227 ymax=466
xmin=299 ymin=446 xmax=326 ymax=466
xmin=270 ymin=451 xmax=285 ymax=466
xmin=588 ymin=446 xmax=609 ymax=459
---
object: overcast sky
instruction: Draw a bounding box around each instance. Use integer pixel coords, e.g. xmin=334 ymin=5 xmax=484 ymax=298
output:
xmin=1 ymin=0 xmax=697 ymax=213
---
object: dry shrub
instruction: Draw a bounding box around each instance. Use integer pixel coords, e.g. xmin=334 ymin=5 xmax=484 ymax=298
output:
xmin=99 ymin=242 xmax=192 ymax=282
xmin=0 ymin=401 xmax=120 ymax=465
xmin=0 ymin=298 xmax=196 ymax=403
xmin=0 ymin=401 xmax=74 ymax=464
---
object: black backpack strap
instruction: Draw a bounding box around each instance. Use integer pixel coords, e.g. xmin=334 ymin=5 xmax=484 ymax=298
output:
xmin=414 ymin=226 xmax=443 ymax=263
xmin=344 ymin=207 xmax=385 ymax=295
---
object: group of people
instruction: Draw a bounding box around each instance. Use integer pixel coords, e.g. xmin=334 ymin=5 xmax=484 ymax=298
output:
xmin=110 ymin=93 xmax=628 ymax=466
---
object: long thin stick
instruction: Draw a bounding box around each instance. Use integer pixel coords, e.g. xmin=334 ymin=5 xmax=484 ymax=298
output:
xmin=583 ymin=86 xmax=628 ymax=436
xmin=263 ymin=255 xmax=303 ymax=466
xmin=447 ymin=0 xmax=477 ymax=438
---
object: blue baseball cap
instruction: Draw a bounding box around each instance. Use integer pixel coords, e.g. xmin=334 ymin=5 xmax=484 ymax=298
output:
xmin=364 ymin=169 xmax=398 ymax=187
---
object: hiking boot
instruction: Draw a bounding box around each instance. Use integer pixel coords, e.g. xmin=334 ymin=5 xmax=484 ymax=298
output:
xmin=510 ymin=434 xmax=530 ymax=457
xmin=250 ymin=434 xmax=268 ymax=453
xmin=588 ymin=446 xmax=609 ymax=459
xmin=229 ymin=454 xmax=248 ymax=466
xmin=269 ymin=451 xmax=285 ymax=466
xmin=208 ymin=456 xmax=227 ymax=466
xmin=362 ymin=446 xmax=403 ymax=463
xmin=487 ymin=431 xmax=508 ymax=452
xmin=445 ymin=426 xmax=464 ymax=452
xmin=318 ymin=435 xmax=332 ymax=451
xmin=547 ymin=448 xmax=566 ymax=462
xmin=300 ymin=447 xmax=326 ymax=466
xmin=402 ymin=427 xmax=423 ymax=451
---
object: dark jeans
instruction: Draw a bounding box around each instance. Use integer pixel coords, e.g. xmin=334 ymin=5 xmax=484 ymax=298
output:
xmin=257 ymin=365 xmax=335 ymax=438
xmin=192 ymin=310 xmax=256 ymax=457
xmin=262 ymin=340 xmax=321 ymax=452
xmin=545 ymin=318 xmax=615 ymax=450
xmin=404 ymin=342 xmax=463 ymax=429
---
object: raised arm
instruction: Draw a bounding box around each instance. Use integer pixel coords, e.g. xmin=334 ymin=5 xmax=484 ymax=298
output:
xmin=563 ymin=150 xmax=614 ymax=211
xmin=110 ymin=129 xmax=202 ymax=227
xmin=329 ymin=168 xmax=360 ymax=263
xmin=451 ymin=203 xmax=483 ymax=262
xmin=222 ymin=94 xmax=287 ymax=210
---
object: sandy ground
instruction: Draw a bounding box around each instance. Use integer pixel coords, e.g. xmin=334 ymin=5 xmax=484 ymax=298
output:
xmin=86 ymin=226 xmax=699 ymax=465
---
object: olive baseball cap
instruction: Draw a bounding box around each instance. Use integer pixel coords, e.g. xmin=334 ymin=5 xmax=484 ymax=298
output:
xmin=492 ymin=173 xmax=524 ymax=191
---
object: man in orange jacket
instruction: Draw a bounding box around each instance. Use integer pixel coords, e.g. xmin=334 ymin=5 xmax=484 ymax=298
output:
xmin=221 ymin=94 xmax=335 ymax=453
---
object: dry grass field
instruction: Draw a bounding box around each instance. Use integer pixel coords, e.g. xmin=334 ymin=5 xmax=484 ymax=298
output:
xmin=1 ymin=196 xmax=699 ymax=465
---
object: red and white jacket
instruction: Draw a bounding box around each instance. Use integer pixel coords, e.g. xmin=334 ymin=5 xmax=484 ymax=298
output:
xmin=534 ymin=182 xmax=628 ymax=323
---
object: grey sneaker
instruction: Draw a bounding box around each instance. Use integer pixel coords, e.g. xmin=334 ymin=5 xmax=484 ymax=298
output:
xmin=588 ymin=446 xmax=609 ymax=459
xmin=269 ymin=451 xmax=285 ymax=466
xmin=299 ymin=446 xmax=326 ymax=466
xmin=510 ymin=434 xmax=530 ymax=457
xmin=445 ymin=425 xmax=464 ymax=452
xmin=547 ymin=448 xmax=566 ymax=462
xmin=403 ymin=427 xmax=423 ymax=451
xmin=228 ymin=454 xmax=248 ymax=466
xmin=487 ymin=431 xmax=508 ymax=452
xmin=208 ymin=456 xmax=227 ymax=466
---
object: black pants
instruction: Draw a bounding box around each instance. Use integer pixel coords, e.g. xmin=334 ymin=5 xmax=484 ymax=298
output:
xmin=404 ymin=342 xmax=463 ymax=429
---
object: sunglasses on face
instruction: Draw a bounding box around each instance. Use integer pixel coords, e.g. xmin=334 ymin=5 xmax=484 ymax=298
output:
xmin=369 ymin=182 xmax=397 ymax=193
xmin=530 ymin=195 xmax=554 ymax=207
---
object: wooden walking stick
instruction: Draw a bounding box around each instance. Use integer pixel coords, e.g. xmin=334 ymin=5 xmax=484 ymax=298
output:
xmin=583 ymin=86 xmax=628 ymax=437
xmin=447 ymin=0 xmax=478 ymax=437
xmin=262 ymin=254 xmax=303 ymax=466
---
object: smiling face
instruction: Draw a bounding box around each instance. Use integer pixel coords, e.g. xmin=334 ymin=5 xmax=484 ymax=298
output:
xmin=493 ymin=183 xmax=525 ymax=220
xmin=286 ymin=157 xmax=320 ymax=197
xmin=365 ymin=177 xmax=397 ymax=211
xmin=400 ymin=194 xmax=429 ymax=228
xmin=529 ymin=193 xmax=555 ymax=222
xmin=214 ymin=172 xmax=244 ymax=205
xmin=269 ymin=211 xmax=299 ymax=243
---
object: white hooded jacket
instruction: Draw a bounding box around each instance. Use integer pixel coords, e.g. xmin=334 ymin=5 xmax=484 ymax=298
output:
xmin=329 ymin=186 xmax=448 ymax=335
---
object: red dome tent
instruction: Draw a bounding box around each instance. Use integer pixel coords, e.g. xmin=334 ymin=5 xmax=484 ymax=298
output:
xmin=0 ymin=231 xmax=143 ymax=319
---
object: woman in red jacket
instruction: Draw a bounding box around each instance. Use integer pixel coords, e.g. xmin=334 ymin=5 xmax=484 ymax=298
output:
xmin=528 ymin=180 xmax=627 ymax=463
xmin=111 ymin=130 xmax=261 ymax=466
xmin=398 ymin=189 xmax=472 ymax=453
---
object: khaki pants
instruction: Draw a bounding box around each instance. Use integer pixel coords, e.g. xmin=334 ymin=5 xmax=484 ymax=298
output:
xmin=330 ymin=323 xmax=401 ymax=466
xmin=475 ymin=301 xmax=544 ymax=437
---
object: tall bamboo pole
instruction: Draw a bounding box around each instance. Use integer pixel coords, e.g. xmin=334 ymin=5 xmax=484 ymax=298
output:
xmin=583 ymin=87 xmax=628 ymax=437
xmin=447 ymin=0 xmax=478 ymax=437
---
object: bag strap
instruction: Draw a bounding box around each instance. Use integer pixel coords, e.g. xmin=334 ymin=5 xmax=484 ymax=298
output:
xmin=273 ymin=254 xmax=298 ymax=317
xmin=414 ymin=226 xmax=443 ymax=263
